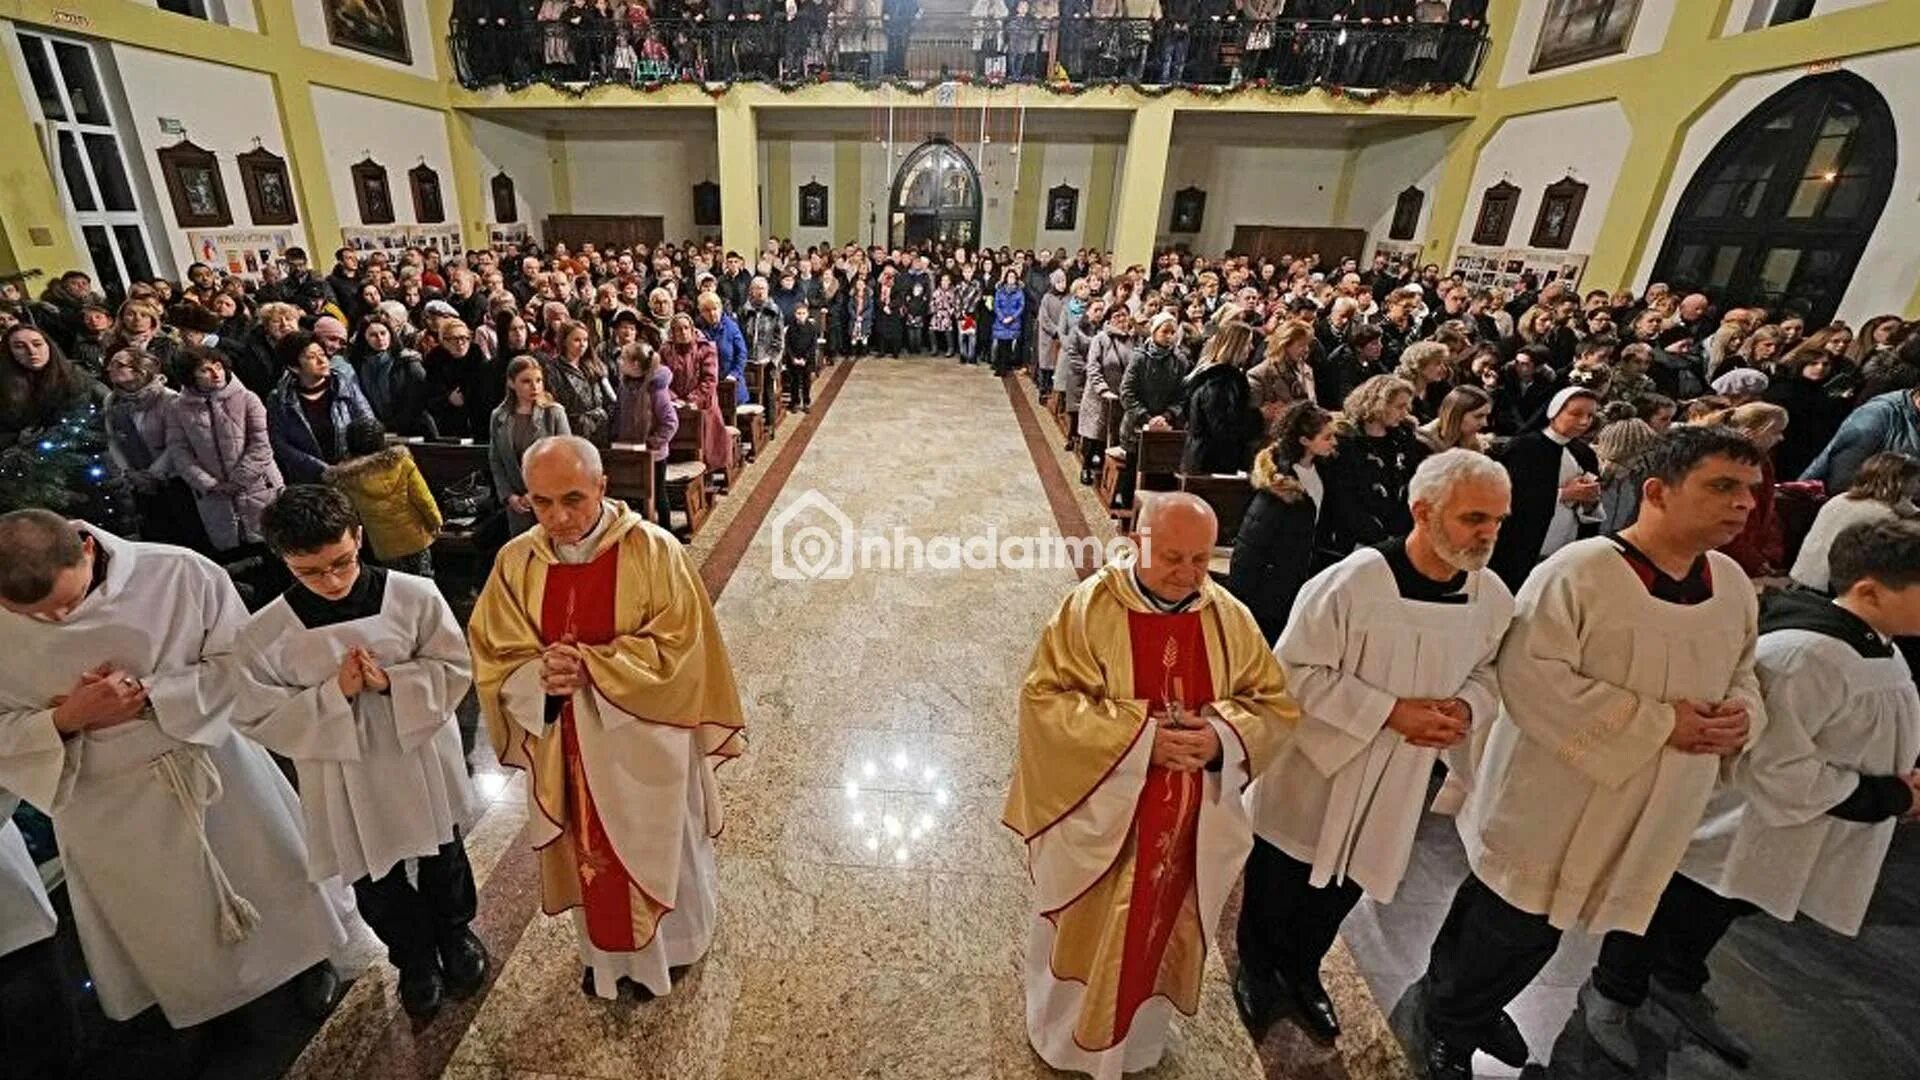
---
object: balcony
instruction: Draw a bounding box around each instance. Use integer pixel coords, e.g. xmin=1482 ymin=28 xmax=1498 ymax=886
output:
xmin=449 ymin=16 xmax=1490 ymax=96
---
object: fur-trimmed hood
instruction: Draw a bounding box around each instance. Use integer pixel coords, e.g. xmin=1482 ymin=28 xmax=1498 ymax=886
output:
xmin=1250 ymin=446 xmax=1310 ymax=502
xmin=324 ymin=444 xmax=411 ymax=483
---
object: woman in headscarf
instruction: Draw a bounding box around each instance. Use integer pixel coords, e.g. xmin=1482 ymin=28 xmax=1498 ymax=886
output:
xmin=658 ymin=312 xmax=732 ymax=472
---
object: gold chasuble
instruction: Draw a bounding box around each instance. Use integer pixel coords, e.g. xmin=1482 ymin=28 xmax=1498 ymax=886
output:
xmin=1005 ymin=562 xmax=1295 ymax=1078
xmin=469 ymin=502 xmax=745 ymax=963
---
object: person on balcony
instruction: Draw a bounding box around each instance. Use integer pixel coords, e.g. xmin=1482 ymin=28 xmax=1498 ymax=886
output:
xmin=882 ymin=0 xmax=918 ymax=75
xmin=1153 ymin=0 xmax=1195 ymax=82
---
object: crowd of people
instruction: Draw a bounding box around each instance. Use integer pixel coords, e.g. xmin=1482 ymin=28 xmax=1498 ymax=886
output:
xmin=3 ymin=225 xmax=1919 ymax=1080
xmin=451 ymin=0 xmax=1491 ymax=88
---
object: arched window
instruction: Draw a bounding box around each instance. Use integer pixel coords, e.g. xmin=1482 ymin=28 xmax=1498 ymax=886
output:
xmin=1651 ymin=72 xmax=1895 ymax=325
xmin=890 ymin=139 xmax=980 ymax=249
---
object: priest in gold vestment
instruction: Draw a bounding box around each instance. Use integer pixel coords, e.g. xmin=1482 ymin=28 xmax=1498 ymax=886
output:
xmin=1005 ymin=494 xmax=1297 ymax=1078
xmin=469 ymin=436 xmax=746 ymax=999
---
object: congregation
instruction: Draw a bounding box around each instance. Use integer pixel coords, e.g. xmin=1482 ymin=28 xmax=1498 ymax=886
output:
xmin=2 ymin=226 xmax=1918 ymax=1080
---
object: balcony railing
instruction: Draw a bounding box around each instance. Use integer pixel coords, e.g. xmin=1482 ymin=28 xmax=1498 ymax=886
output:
xmin=449 ymin=17 xmax=1490 ymax=94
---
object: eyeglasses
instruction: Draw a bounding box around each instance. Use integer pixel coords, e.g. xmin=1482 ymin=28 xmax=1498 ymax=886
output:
xmin=288 ymin=550 xmax=359 ymax=583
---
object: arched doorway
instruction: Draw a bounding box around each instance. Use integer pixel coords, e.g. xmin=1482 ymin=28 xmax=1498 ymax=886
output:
xmin=1649 ymin=72 xmax=1895 ymax=325
xmin=890 ymin=139 xmax=981 ymax=249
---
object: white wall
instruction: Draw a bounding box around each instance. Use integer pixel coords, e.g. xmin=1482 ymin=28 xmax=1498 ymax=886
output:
xmin=564 ymin=133 xmax=718 ymax=242
xmin=293 ymin=0 xmax=436 ymax=80
xmin=1346 ymin=125 xmax=1455 ymax=257
xmin=125 ymin=0 xmax=258 ymax=32
xmin=1632 ymin=49 xmax=1920 ymax=325
xmin=1453 ymin=100 xmax=1630 ymax=257
xmin=1157 ymin=144 xmax=1347 ymax=255
xmin=1033 ymin=142 xmax=1095 ymax=252
xmin=310 ymin=85 xmax=457 ymax=231
xmin=1723 ymin=0 xmax=1884 ymax=35
xmin=1500 ymin=0 xmax=1678 ymax=87
xmin=110 ymin=45 xmax=303 ymax=272
xmin=786 ymin=138 xmax=838 ymax=249
xmin=467 ymin=115 xmax=555 ymax=234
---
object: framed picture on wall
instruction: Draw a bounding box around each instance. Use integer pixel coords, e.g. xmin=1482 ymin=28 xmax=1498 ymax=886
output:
xmin=236 ymin=147 xmax=297 ymax=226
xmin=1170 ymin=187 xmax=1206 ymax=234
xmin=692 ymin=181 xmax=721 ymax=227
xmin=1046 ymin=184 xmax=1079 ymax=232
xmin=1531 ymin=0 xmax=1641 ymax=73
xmin=1530 ymin=176 xmax=1589 ymax=250
xmin=323 ymin=0 xmax=412 ymax=66
xmin=352 ymin=158 xmax=395 ymax=225
xmin=1471 ymin=180 xmax=1521 ymax=246
xmin=491 ymin=172 xmax=518 ymax=223
xmin=799 ymin=180 xmax=829 ymax=228
xmin=409 ymin=163 xmax=446 ymax=224
xmin=157 ymin=140 xmax=232 ymax=228
xmin=1389 ymin=185 xmax=1424 ymax=241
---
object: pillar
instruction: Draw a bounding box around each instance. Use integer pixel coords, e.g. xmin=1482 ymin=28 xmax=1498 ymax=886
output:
xmin=444 ymin=109 xmax=490 ymax=251
xmin=715 ymin=95 xmax=760 ymax=256
xmin=0 ymin=40 xmax=83 ymax=276
xmin=1110 ymin=98 xmax=1175 ymax=270
xmin=268 ymin=75 xmax=343 ymax=261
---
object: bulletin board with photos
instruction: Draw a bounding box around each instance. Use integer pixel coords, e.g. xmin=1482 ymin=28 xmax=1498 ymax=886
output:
xmin=186 ymin=227 xmax=299 ymax=281
xmin=488 ymin=222 xmax=532 ymax=253
xmin=1449 ymin=244 xmax=1588 ymax=293
xmin=1371 ymin=240 xmax=1425 ymax=269
xmin=341 ymin=224 xmax=465 ymax=261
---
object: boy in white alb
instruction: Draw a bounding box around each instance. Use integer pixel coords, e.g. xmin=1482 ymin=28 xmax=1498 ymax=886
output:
xmin=231 ymin=486 xmax=487 ymax=1020
xmin=1593 ymin=517 xmax=1920 ymax=1069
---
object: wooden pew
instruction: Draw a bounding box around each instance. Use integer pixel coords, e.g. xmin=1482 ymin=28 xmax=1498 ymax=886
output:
xmin=604 ymin=443 xmax=656 ymax=523
xmin=1178 ymin=472 xmax=1254 ymax=544
xmin=724 ymin=374 xmax=767 ymax=463
xmin=662 ymin=404 xmax=711 ymax=539
xmin=400 ymin=438 xmax=494 ymax=553
xmin=1103 ymin=426 xmax=1185 ymax=528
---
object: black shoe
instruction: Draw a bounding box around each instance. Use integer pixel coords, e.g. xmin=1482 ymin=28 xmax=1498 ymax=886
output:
xmin=439 ymin=930 xmax=489 ymax=999
xmin=293 ymin=960 xmax=342 ymax=1020
xmin=1233 ymin=964 xmax=1284 ymax=1034
xmin=1284 ymin=970 xmax=1341 ymax=1040
xmin=1079 ymin=467 xmax=1095 ymax=486
xmin=398 ymin=965 xmax=444 ymax=1020
xmin=1480 ymin=1010 xmax=1530 ymax=1068
xmin=1423 ymin=1032 xmax=1475 ymax=1080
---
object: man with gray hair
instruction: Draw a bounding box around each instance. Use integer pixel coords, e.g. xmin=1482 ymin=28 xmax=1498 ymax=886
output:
xmin=738 ymin=275 xmax=786 ymax=406
xmin=1237 ymin=450 xmax=1520 ymax=1055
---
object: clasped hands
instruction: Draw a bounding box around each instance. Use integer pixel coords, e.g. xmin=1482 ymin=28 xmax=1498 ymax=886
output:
xmin=1667 ymin=699 xmax=1751 ymax=756
xmin=49 ymin=664 xmax=149 ymax=736
xmin=1149 ymin=703 xmax=1221 ymax=772
xmin=540 ymin=636 xmax=589 ymax=697
xmin=1387 ymin=697 xmax=1472 ymax=749
xmin=336 ymin=647 xmax=391 ymax=700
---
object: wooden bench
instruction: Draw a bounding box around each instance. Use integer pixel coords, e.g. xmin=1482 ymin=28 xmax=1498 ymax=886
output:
xmin=604 ymin=443 xmax=656 ymax=523
xmin=723 ymin=374 xmax=767 ymax=463
xmin=662 ymin=404 xmax=711 ymax=539
xmin=1102 ymin=423 xmax=1185 ymax=528
xmin=401 ymin=438 xmax=494 ymax=553
xmin=1178 ymin=472 xmax=1254 ymax=544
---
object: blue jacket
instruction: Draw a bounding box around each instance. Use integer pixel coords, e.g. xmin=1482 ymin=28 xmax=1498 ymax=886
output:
xmin=1800 ymin=388 xmax=1920 ymax=491
xmin=702 ymin=313 xmax=751 ymax=404
xmin=267 ymin=369 xmax=374 ymax=483
xmin=992 ymin=284 xmax=1025 ymax=342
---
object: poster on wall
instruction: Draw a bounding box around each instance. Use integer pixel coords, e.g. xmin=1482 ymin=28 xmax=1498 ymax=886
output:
xmin=340 ymin=224 xmax=464 ymax=260
xmin=187 ymin=227 xmax=298 ymax=281
xmin=1372 ymin=240 xmax=1425 ymax=268
xmin=1449 ymin=243 xmax=1588 ymax=293
xmin=488 ymin=222 xmax=531 ymax=253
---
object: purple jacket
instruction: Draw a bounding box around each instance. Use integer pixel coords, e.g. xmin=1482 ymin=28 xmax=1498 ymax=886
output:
xmin=615 ymin=363 xmax=680 ymax=462
xmin=163 ymin=378 xmax=284 ymax=551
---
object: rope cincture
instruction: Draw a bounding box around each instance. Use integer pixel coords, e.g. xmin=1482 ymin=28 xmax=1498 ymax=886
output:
xmin=150 ymin=743 xmax=262 ymax=945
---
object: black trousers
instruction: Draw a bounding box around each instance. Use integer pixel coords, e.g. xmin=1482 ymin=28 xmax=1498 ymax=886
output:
xmin=1592 ymin=873 xmax=1756 ymax=1007
xmin=0 ymin=937 xmax=79 ymax=1080
xmin=351 ymin=832 xmax=478 ymax=975
xmin=1425 ymin=873 xmax=1564 ymax=1045
xmin=1236 ymin=838 xmax=1364 ymax=984
xmin=784 ymin=364 xmax=811 ymax=409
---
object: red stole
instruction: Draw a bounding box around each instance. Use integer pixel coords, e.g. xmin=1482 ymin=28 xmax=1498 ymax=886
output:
xmin=541 ymin=547 xmax=647 ymax=952
xmin=1111 ymin=608 xmax=1212 ymax=1040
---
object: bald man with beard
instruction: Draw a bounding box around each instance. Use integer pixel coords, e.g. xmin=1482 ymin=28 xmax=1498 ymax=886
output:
xmin=1006 ymin=494 xmax=1298 ymax=1078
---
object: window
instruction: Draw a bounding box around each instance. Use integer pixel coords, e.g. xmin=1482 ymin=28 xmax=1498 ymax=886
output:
xmin=15 ymin=31 xmax=162 ymax=304
xmin=1650 ymin=72 xmax=1894 ymax=325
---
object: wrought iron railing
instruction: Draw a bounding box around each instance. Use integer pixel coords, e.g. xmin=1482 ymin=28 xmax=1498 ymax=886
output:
xmin=449 ymin=16 xmax=1490 ymax=93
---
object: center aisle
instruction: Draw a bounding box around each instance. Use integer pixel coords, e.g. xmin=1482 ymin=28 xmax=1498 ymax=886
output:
xmin=438 ymin=358 xmax=1265 ymax=1079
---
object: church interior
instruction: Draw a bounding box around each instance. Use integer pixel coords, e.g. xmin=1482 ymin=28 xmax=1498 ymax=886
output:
xmin=2 ymin=2 xmax=1919 ymax=1079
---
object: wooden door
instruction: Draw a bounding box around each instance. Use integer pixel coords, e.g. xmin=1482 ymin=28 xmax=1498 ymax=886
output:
xmin=1231 ymin=225 xmax=1368 ymax=267
xmin=543 ymin=214 xmax=666 ymax=251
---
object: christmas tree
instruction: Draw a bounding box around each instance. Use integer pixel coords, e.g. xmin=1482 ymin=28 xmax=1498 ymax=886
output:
xmin=0 ymin=402 xmax=134 ymax=533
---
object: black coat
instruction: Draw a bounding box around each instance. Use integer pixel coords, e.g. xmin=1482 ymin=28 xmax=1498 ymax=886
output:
xmin=1488 ymin=431 xmax=1599 ymax=590
xmin=1764 ymin=375 xmax=1848 ymax=485
xmin=1493 ymin=373 xmax=1555 ymax=435
xmin=1181 ymin=362 xmax=1263 ymax=475
xmin=1226 ymin=453 xmax=1321 ymax=645
xmin=1318 ymin=423 xmax=1428 ymax=559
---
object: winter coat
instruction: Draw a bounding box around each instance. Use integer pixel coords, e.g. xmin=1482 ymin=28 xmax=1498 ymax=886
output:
xmin=324 ymin=446 xmax=442 ymax=561
xmin=738 ymin=299 xmax=787 ymax=367
xmin=1800 ymin=389 xmax=1920 ymax=490
xmin=488 ymin=400 xmax=572 ymax=506
xmin=1078 ymin=330 xmax=1134 ymax=441
xmin=1319 ymin=420 xmax=1428 ymax=560
xmin=929 ymin=287 xmax=959 ymax=332
xmin=266 ymin=370 xmax=374 ymax=484
xmin=848 ymin=291 xmax=876 ymax=340
xmin=1181 ymin=361 xmax=1263 ymax=475
xmin=356 ymin=348 xmax=435 ymax=437
xmin=1226 ymin=449 xmax=1321 ymax=644
xmin=700 ymin=314 xmax=752 ymax=404
xmin=163 ymin=379 xmax=284 ymax=551
xmin=228 ymin=324 xmax=285 ymax=396
xmin=1765 ymin=375 xmax=1849 ymax=485
xmin=661 ymin=335 xmax=732 ymax=470
xmin=1118 ymin=340 xmax=1191 ymax=447
xmin=1035 ymin=290 xmax=1067 ymax=371
xmin=992 ymin=284 xmax=1025 ymax=343
xmin=542 ymin=354 xmax=616 ymax=447
xmin=615 ymin=364 xmax=679 ymax=462
xmin=1057 ymin=314 xmax=1097 ymax=411
xmin=105 ymin=381 xmax=176 ymax=477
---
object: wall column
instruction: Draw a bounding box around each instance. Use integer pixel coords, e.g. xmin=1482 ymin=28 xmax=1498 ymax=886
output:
xmin=0 ymin=46 xmax=83 ymax=276
xmin=767 ymin=138 xmax=793 ymax=240
xmin=270 ymin=75 xmax=343 ymax=259
xmin=1010 ymin=140 xmax=1046 ymax=250
xmin=715 ymin=96 xmax=761 ymax=255
xmin=444 ymin=109 xmax=489 ymax=251
xmin=832 ymin=138 xmax=862 ymax=248
xmin=1110 ymin=98 xmax=1175 ymax=270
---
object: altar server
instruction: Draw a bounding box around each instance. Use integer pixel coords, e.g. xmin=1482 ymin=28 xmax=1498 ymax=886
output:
xmin=1239 ymin=450 xmax=1516 ymax=1051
